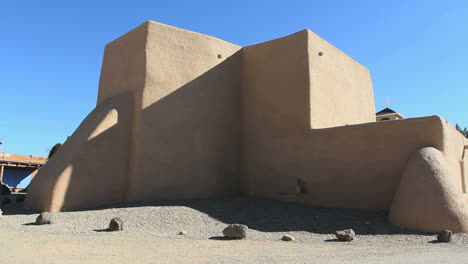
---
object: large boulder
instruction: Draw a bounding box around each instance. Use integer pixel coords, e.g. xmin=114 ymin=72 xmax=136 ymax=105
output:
xmin=223 ymin=224 xmax=248 ymax=239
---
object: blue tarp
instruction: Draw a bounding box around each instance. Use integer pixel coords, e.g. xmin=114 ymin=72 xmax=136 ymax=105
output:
xmin=3 ymin=169 xmax=33 ymax=189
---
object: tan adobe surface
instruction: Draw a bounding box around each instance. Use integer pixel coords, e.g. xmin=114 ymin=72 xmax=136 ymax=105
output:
xmin=26 ymin=21 xmax=468 ymax=232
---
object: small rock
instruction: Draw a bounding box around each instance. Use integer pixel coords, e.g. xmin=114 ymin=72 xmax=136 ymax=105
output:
xmin=437 ymin=230 xmax=452 ymax=243
xmin=281 ymin=235 xmax=295 ymax=241
xmin=223 ymin=224 xmax=248 ymax=239
xmin=335 ymin=229 xmax=355 ymax=242
xmin=35 ymin=212 xmax=56 ymax=225
xmin=179 ymin=231 xmax=188 ymax=235
xmin=0 ymin=208 xmax=3 ymax=215
xmin=108 ymin=217 xmax=123 ymax=231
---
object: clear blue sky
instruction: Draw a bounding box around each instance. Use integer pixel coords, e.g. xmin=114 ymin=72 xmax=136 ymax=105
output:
xmin=1 ymin=0 xmax=467 ymax=156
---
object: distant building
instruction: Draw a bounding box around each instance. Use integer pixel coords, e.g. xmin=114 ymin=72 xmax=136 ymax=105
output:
xmin=0 ymin=153 xmax=47 ymax=192
xmin=376 ymin=107 xmax=405 ymax=121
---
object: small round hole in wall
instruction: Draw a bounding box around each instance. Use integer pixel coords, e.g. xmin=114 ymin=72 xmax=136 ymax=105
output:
xmin=217 ymin=54 xmax=222 ymax=59
xmin=318 ymin=52 xmax=324 ymax=56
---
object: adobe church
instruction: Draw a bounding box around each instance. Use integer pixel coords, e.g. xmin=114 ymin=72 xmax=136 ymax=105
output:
xmin=26 ymin=21 xmax=468 ymax=233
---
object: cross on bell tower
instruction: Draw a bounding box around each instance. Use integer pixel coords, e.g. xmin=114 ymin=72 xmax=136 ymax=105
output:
xmin=376 ymin=97 xmax=405 ymax=121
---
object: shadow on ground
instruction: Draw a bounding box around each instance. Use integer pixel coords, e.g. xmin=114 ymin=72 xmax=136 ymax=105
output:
xmin=0 ymin=193 xmax=37 ymax=216
xmin=142 ymin=198 xmax=431 ymax=236
xmin=2 ymin=195 xmax=434 ymax=236
xmin=93 ymin=228 xmax=113 ymax=232
xmin=209 ymin=236 xmax=241 ymax=241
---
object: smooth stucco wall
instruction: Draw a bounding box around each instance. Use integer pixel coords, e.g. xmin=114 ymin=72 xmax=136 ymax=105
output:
xmin=26 ymin=21 xmax=244 ymax=211
xmin=241 ymin=30 xmax=311 ymax=195
xmin=389 ymin=146 xmax=468 ymax=232
xmin=241 ymin=30 xmax=445 ymax=209
xmin=127 ymin=21 xmax=243 ymax=201
xmin=97 ymin=23 xmax=147 ymax=104
xmin=464 ymin=138 xmax=468 ymax=196
xmin=441 ymin=119 xmax=468 ymax=194
xmin=26 ymin=92 xmax=133 ymax=211
xmin=307 ymin=30 xmax=375 ymax=128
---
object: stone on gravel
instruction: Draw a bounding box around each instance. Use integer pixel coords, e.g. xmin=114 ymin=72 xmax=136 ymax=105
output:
xmin=2 ymin=198 xmax=468 ymax=246
xmin=109 ymin=217 xmax=123 ymax=231
xmin=179 ymin=231 xmax=188 ymax=235
xmin=335 ymin=229 xmax=355 ymax=241
xmin=437 ymin=230 xmax=452 ymax=243
xmin=282 ymin=235 xmax=295 ymax=241
xmin=223 ymin=224 xmax=248 ymax=239
xmin=35 ymin=212 xmax=56 ymax=225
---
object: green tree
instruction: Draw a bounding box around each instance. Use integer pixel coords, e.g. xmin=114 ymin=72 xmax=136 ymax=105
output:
xmin=455 ymin=124 xmax=468 ymax=138
xmin=48 ymin=143 xmax=62 ymax=159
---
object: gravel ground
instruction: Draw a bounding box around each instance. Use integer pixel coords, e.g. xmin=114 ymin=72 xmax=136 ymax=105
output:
xmin=2 ymin=194 xmax=468 ymax=263
xmin=1 ymin=194 xmax=467 ymax=247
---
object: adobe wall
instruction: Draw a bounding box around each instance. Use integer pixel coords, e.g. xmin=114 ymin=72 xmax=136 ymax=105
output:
xmin=442 ymin=120 xmax=468 ymax=195
xmin=388 ymin=124 xmax=468 ymax=232
xmin=25 ymin=21 xmax=468 ymax=232
xmin=307 ymin=30 xmax=375 ymax=128
xmin=127 ymin=21 xmax=243 ymax=201
xmin=97 ymin=22 xmax=147 ymax=104
xmin=464 ymin=139 xmax=468 ymax=197
xmin=26 ymin=92 xmax=134 ymax=211
xmin=240 ymin=29 xmax=449 ymax=209
xmin=241 ymin=30 xmax=311 ymax=195
xmin=26 ymin=21 xmax=243 ymax=211
xmin=243 ymin=115 xmax=449 ymax=209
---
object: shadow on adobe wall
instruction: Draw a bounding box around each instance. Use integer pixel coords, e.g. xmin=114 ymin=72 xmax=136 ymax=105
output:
xmin=25 ymin=50 xmax=242 ymax=212
xmin=127 ymin=49 xmax=242 ymax=201
xmin=21 ymin=47 xmax=437 ymax=235
xmin=23 ymin=91 xmax=133 ymax=212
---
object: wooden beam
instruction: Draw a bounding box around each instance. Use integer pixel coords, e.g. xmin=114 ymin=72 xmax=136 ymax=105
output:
xmin=0 ymin=165 xmax=3 ymax=184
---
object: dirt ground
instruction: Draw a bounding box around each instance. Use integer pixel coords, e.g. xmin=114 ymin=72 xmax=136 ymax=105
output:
xmin=2 ymin=196 xmax=467 ymax=263
xmin=1 ymin=228 xmax=467 ymax=264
